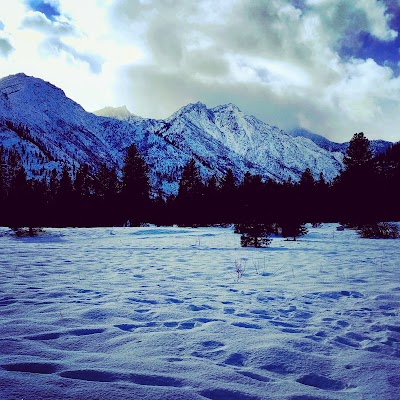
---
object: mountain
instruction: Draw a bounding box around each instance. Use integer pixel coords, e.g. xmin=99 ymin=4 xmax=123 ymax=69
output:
xmin=289 ymin=128 xmax=392 ymax=156
xmin=157 ymin=102 xmax=344 ymax=181
xmin=1 ymin=73 xmax=347 ymax=194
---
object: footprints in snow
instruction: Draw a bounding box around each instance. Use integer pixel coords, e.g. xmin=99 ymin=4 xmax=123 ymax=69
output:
xmin=297 ymin=373 xmax=347 ymax=391
xmin=59 ymin=369 xmax=184 ymax=387
xmin=1 ymin=363 xmax=184 ymax=387
xmin=2 ymin=362 xmax=59 ymax=374
xmin=26 ymin=328 xmax=106 ymax=341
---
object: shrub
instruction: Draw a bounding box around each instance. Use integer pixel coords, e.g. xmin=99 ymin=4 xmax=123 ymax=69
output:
xmin=235 ymin=223 xmax=273 ymax=248
xmin=358 ymin=222 xmax=400 ymax=239
xmin=280 ymin=221 xmax=308 ymax=241
xmin=10 ymin=227 xmax=44 ymax=237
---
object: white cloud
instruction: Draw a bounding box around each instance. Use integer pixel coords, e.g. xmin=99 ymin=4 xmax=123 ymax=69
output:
xmin=20 ymin=10 xmax=77 ymax=36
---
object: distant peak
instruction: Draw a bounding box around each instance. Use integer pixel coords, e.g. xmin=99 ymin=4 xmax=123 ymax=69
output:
xmin=93 ymin=105 xmax=134 ymax=120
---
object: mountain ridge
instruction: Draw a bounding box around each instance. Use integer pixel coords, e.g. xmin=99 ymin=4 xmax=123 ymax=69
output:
xmin=0 ymin=73 xmax=390 ymax=194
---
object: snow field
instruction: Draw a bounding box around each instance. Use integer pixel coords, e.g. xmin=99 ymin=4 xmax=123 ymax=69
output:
xmin=0 ymin=224 xmax=399 ymax=400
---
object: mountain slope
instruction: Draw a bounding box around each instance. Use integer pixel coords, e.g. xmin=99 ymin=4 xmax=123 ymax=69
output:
xmin=159 ymin=102 xmax=343 ymax=181
xmin=289 ymin=128 xmax=392 ymax=156
xmin=1 ymin=73 xmax=347 ymax=194
xmin=0 ymin=74 xmax=267 ymax=193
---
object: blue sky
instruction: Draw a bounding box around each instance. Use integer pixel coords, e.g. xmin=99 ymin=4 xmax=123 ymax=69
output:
xmin=0 ymin=0 xmax=400 ymax=142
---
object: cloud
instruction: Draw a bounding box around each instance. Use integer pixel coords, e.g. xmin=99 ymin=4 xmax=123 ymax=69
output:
xmin=20 ymin=10 xmax=77 ymax=36
xmin=0 ymin=37 xmax=14 ymax=58
xmin=39 ymin=37 xmax=103 ymax=73
xmin=108 ymin=0 xmax=400 ymax=142
xmin=0 ymin=20 xmax=14 ymax=58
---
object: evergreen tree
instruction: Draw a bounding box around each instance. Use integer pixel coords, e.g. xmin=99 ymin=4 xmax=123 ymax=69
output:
xmin=299 ymin=168 xmax=315 ymax=188
xmin=5 ymin=148 xmax=22 ymax=193
xmin=94 ymin=163 xmax=120 ymax=225
xmin=238 ymin=171 xmax=265 ymax=223
xmin=177 ymin=159 xmax=203 ymax=199
xmin=57 ymin=165 xmax=74 ymax=226
xmin=96 ymin=163 xmax=119 ymax=201
xmin=336 ymin=132 xmax=377 ymax=225
xmin=219 ymin=168 xmax=238 ymax=223
xmin=74 ymin=163 xmax=93 ymax=200
xmin=176 ymin=159 xmax=204 ymax=225
xmin=343 ymin=132 xmax=373 ymax=170
xmin=298 ymin=168 xmax=315 ymax=223
xmin=203 ymin=174 xmax=220 ymax=224
xmin=121 ymin=143 xmax=151 ymax=225
xmin=8 ymin=163 xmax=30 ymax=229
xmin=59 ymin=164 xmax=73 ymax=198
xmin=235 ymin=223 xmax=273 ymax=248
xmin=220 ymin=168 xmax=236 ymax=194
xmin=0 ymin=146 xmax=6 ymax=203
xmin=48 ymin=168 xmax=59 ymax=199
xmin=73 ymin=163 xmax=95 ymax=226
xmin=280 ymin=220 xmax=308 ymax=241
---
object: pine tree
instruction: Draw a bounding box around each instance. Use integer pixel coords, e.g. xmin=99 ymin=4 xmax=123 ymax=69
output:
xmin=59 ymin=164 xmax=73 ymax=198
xmin=56 ymin=165 xmax=74 ymax=226
xmin=298 ymin=167 xmax=316 ymax=223
xmin=8 ymin=163 xmax=30 ymax=230
xmin=203 ymin=174 xmax=220 ymax=224
xmin=74 ymin=163 xmax=93 ymax=200
xmin=280 ymin=220 xmax=308 ymax=241
xmin=219 ymin=168 xmax=237 ymax=223
xmin=94 ymin=163 xmax=120 ymax=226
xmin=96 ymin=163 xmax=119 ymax=201
xmin=220 ymin=168 xmax=236 ymax=195
xmin=0 ymin=146 xmax=6 ymax=202
xmin=121 ymin=143 xmax=151 ymax=225
xmin=48 ymin=169 xmax=59 ymax=200
xmin=336 ymin=132 xmax=377 ymax=226
xmin=177 ymin=159 xmax=203 ymax=199
xmin=236 ymin=223 xmax=273 ymax=248
xmin=176 ymin=159 xmax=204 ymax=226
xmin=343 ymin=132 xmax=373 ymax=170
xmin=299 ymin=168 xmax=315 ymax=188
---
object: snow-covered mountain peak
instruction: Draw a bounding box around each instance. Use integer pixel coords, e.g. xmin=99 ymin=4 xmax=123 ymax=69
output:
xmin=212 ymin=103 xmax=242 ymax=114
xmin=0 ymin=73 xmax=86 ymax=126
xmin=169 ymin=101 xmax=210 ymax=120
xmin=0 ymin=73 xmax=67 ymax=100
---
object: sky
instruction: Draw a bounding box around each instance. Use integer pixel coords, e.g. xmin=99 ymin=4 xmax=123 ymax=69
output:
xmin=1 ymin=0 xmax=400 ymax=142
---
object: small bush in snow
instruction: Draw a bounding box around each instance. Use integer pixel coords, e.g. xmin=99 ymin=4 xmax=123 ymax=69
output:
xmin=234 ymin=259 xmax=246 ymax=281
xmin=358 ymin=222 xmax=400 ymax=239
xmin=10 ymin=227 xmax=44 ymax=237
xmin=235 ymin=223 xmax=273 ymax=248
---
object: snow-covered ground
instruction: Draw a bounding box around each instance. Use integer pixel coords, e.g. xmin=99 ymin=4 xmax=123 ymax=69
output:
xmin=1 ymin=224 xmax=399 ymax=400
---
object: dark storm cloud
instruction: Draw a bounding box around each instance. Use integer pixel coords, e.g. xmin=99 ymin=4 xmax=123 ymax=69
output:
xmin=109 ymin=0 xmax=400 ymax=141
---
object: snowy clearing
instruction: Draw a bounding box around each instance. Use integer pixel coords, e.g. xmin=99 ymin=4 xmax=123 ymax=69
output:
xmin=1 ymin=224 xmax=399 ymax=400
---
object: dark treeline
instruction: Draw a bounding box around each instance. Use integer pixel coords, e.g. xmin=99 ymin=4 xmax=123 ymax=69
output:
xmin=1 ymin=132 xmax=399 ymax=231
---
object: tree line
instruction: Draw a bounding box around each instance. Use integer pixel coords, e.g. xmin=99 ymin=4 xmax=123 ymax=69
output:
xmin=0 ymin=132 xmax=399 ymax=234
